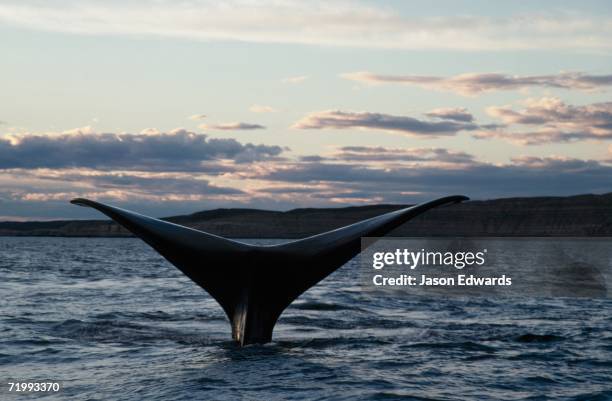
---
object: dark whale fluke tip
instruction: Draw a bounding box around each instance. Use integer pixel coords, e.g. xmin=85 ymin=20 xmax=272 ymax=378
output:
xmin=452 ymin=195 xmax=469 ymax=203
xmin=70 ymin=194 xmax=468 ymax=345
xmin=71 ymin=198 xmax=93 ymax=207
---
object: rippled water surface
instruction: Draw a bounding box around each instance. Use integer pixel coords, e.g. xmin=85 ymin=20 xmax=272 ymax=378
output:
xmin=1 ymin=237 xmax=611 ymax=400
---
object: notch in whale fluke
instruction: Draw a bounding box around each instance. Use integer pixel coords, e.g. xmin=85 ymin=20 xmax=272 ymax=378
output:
xmin=71 ymin=195 xmax=468 ymax=345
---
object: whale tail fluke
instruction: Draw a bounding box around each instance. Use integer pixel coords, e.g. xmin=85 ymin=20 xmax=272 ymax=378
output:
xmin=70 ymin=198 xmax=252 ymax=319
xmin=71 ymin=195 xmax=468 ymax=345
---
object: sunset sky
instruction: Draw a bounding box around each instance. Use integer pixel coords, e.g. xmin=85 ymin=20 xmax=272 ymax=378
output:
xmin=1 ymin=0 xmax=612 ymax=219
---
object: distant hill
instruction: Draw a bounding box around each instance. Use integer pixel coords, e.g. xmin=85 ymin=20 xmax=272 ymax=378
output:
xmin=1 ymin=193 xmax=612 ymax=237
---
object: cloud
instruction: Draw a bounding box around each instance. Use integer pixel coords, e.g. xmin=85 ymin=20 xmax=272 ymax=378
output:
xmin=333 ymin=146 xmax=475 ymax=164
xmin=298 ymin=155 xmax=325 ymax=162
xmin=256 ymin=185 xmax=324 ymax=195
xmin=475 ymin=98 xmax=612 ymax=144
xmin=32 ymin=170 xmax=244 ymax=197
xmin=249 ymin=155 xmax=612 ymax=201
xmin=4 ymin=173 xmax=244 ymax=209
xmin=188 ymin=114 xmax=207 ymax=121
xmin=473 ymin=130 xmax=602 ymax=146
xmin=0 ymin=2 xmax=610 ymax=51
xmin=0 ymin=165 xmax=252 ymax=218
xmin=487 ymin=98 xmax=612 ymax=125
xmin=281 ymin=75 xmax=308 ymax=84
xmin=509 ymin=155 xmax=603 ymax=170
xmin=341 ymin=71 xmax=612 ymax=95
xmin=292 ymin=110 xmax=479 ymax=137
xmin=249 ymin=105 xmax=278 ymax=113
xmin=2 ymin=137 xmax=612 ymax=218
xmin=199 ymin=122 xmax=266 ymax=131
xmin=424 ymin=108 xmax=474 ymax=122
xmin=0 ymin=127 xmax=284 ymax=170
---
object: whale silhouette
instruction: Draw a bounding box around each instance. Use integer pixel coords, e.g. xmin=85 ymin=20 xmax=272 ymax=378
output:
xmin=71 ymin=195 xmax=468 ymax=345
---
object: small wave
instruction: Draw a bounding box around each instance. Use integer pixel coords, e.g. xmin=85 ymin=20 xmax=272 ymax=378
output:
xmin=290 ymin=301 xmax=363 ymax=312
xmin=29 ymin=347 xmax=62 ymax=355
xmin=8 ymin=338 xmax=55 ymax=346
xmin=91 ymin=310 xmax=226 ymax=323
xmin=567 ymin=358 xmax=612 ymax=368
xmin=52 ymin=319 xmax=214 ymax=346
xmin=515 ymin=333 xmax=565 ymax=343
xmin=194 ymin=377 xmax=228 ymax=386
xmin=524 ymin=375 xmax=561 ymax=384
xmin=280 ymin=314 xmax=417 ymax=331
xmin=93 ymin=311 xmax=173 ymax=321
xmin=2 ymin=316 xmax=35 ymax=324
xmin=507 ymin=350 xmax=569 ymax=361
xmin=368 ymin=392 xmax=439 ymax=401
xmin=402 ymin=340 xmax=496 ymax=353
xmin=370 ymin=359 xmax=415 ymax=370
xmin=279 ymin=316 xmax=356 ymax=330
xmin=274 ymin=335 xmax=394 ymax=350
xmin=568 ymin=390 xmax=612 ymax=401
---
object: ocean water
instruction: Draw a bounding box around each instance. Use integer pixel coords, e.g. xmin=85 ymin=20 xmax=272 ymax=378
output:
xmin=0 ymin=237 xmax=611 ymax=400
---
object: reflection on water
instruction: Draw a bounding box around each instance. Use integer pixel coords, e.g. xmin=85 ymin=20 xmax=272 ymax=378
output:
xmin=0 ymin=237 xmax=611 ymax=400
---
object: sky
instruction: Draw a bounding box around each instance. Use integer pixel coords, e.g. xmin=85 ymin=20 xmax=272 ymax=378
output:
xmin=1 ymin=0 xmax=612 ymax=219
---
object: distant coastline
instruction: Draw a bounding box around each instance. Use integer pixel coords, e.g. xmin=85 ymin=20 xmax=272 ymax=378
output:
xmin=1 ymin=193 xmax=611 ymax=238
